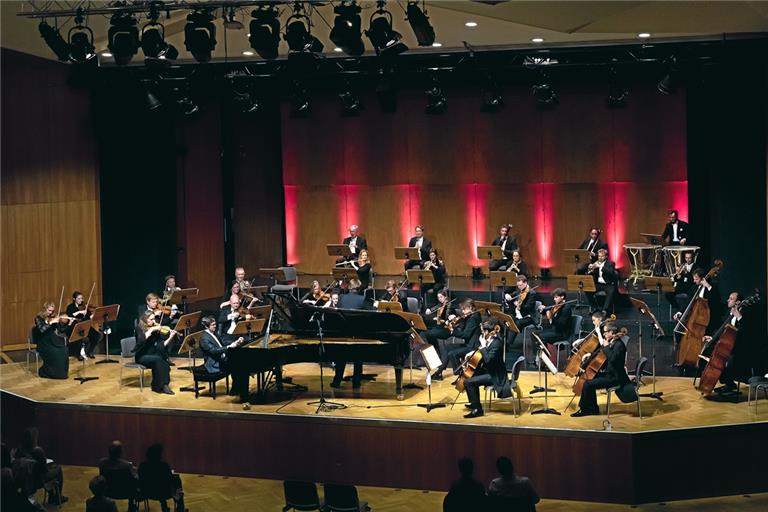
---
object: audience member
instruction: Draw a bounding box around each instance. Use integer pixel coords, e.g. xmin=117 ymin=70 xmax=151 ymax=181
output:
xmin=2 ymin=466 xmax=44 ymax=511
xmin=487 ymin=456 xmax=540 ymax=511
xmin=138 ymin=443 xmax=185 ymax=512
xmin=98 ymin=441 xmax=139 ymax=512
xmin=443 ymin=457 xmax=486 ymax=511
xmin=86 ymin=475 xmax=118 ymax=512
xmin=13 ymin=427 xmax=67 ymax=504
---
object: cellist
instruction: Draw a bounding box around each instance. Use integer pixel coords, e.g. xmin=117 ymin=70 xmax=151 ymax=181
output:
xmin=571 ymin=323 xmax=630 ymax=417
xmin=430 ymin=299 xmax=481 ymax=381
xmin=461 ymin=318 xmax=512 ymax=419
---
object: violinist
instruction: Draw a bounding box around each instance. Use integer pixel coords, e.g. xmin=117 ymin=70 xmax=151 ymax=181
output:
xmin=199 ymin=316 xmax=246 ymax=396
xmin=504 ymin=250 xmax=528 ymax=278
xmin=571 ymin=323 xmax=630 ymax=417
xmin=421 ymin=249 xmax=447 ymax=305
xmin=585 ymin=249 xmax=618 ymax=314
xmin=217 ymin=295 xmax=253 ymax=343
xmin=488 ymin=224 xmax=518 ymax=271
xmin=376 ymin=280 xmax=408 ymax=311
xmin=536 ymin=288 xmax=573 ymax=356
xmin=405 ymin=225 xmax=432 ymax=270
xmin=135 ymin=311 xmax=175 ymax=395
xmin=661 ymin=209 xmax=690 ymax=246
xmin=665 ymin=251 xmax=696 ymax=314
xmin=673 ymin=267 xmax=722 ymax=336
xmin=33 ymin=302 xmax=70 ymax=379
xmin=65 ymin=290 xmax=99 ymax=360
xmin=220 ymin=281 xmax=247 ymax=309
xmin=301 ymin=280 xmax=330 ymax=307
xmin=163 ymin=274 xmax=181 ymax=297
xmin=423 ymin=289 xmax=453 ymax=376
xmin=461 ymin=318 xmax=513 ymax=419
xmin=504 ymin=275 xmax=537 ymax=359
xmin=138 ymin=293 xmax=175 ymax=327
xmin=431 ymin=299 xmax=481 ymax=381
xmin=234 ymin=266 xmax=251 ymax=291
xmin=338 ymin=224 xmax=368 ymax=264
xmin=575 ymin=228 xmax=608 ymax=274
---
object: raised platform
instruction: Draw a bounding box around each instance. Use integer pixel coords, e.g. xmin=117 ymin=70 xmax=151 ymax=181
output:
xmin=2 ymin=359 xmax=766 ymax=504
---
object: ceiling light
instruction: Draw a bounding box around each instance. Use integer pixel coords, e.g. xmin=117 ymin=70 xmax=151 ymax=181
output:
xmin=38 ymin=21 xmax=71 ymax=61
xmin=249 ymin=7 xmax=281 ymax=59
xmin=366 ymin=5 xmax=408 ymax=57
xmin=108 ymin=10 xmax=140 ymax=65
xmin=330 ymin=2 xmax=365 ymax=56
xmin=100 ymin=52 xmax=113 ymax=57
xmin=465 ymin=21 xmax=478 ymax=28
xmin=184 ymin=9 xmax=217 ymax=63
xmin=531 ymin=37 xmax=544 ymax=43
xmin=406 ymin=1 xmax=436 ymax=47
xmin=432 ymin=42 xmax=442 ymax=47
xmin=638 ymin=32 xmax=651 ymax=39
xmin=242 ymin=50 xmax=254 ymax=56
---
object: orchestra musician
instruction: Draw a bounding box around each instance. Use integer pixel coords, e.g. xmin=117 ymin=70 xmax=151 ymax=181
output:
xmin=162 ymin=274 xmax=181 ymax=297
xmin=33 ymin=302 xmax=71 ymax=379
xmin=461 ymin=318 xmax=513 ymax=419
xmin=575 ymin=228 xmax=608 ymax=274
xmin=138 ymin=293 xmax=177 ymax=326
xmin=375 ymin=280 xmax=408 ymax=311
xmin=488 ymin=224 xmax=518 ymax=271
xmin=199 ymin=315 xmax=246 ymax=396
xmin=673 ymin=267 xmax=722 ymax=336
xmin=135 ymin=311 xmax=176 ymax=394
xmin=431 ymin=299 xmax=481 ymax=381
xmin=349 ymin=249 xmax=372 ymax=290
xmin=234 ymin=266 xmax=251 ymax=291
xmin=338 ymin=224 xmax=367 ymax=264
xmin=217 ymin=295 xmax=253 ymax=342
xmin=585 ymin=249 xmax=618 ymax=314
xmin=504 ymin=250 xmax=528 ymax=278
xmin=220 ymin=281 xmax=246 ymax=309
xmin=405 ymin=225 xmax=432 ymax=270
xmin=339 ymin=279 xmax=366 ymax=309
xmin=536 ymin=288 xmax=573 ymax=356
xmin=421 ymin=249 xmax=447 ymax=306
xmin=301 ymin=280 xmax=331 ymax=307
xmin=665 ymin=251 xmax=696 ymax=314
xmin=503 ymin=275 xmax=537 ymax=360
xmin=65 ymin=291 xmax=100 ymax=360
xmin=571 ymin=323 xmax=631 ymax=417
xmin=423 ymin=289 xmax=453 ymax=377
xmin=661 ymin=209 xmax=690 ymax=246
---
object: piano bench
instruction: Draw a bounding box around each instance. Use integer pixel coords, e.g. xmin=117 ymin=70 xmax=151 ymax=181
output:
xmin=192 ymin=368 xmax=230 ymax=399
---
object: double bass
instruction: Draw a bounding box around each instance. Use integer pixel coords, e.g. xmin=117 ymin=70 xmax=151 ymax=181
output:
xmin=698 ymin=291 xmax=760 ymax=396
xmin=675 ymin=260 xmax=723 ymax=368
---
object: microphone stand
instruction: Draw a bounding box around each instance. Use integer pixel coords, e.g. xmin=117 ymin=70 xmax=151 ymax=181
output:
xmin=306 ymin=309 xmax=346 ymax=413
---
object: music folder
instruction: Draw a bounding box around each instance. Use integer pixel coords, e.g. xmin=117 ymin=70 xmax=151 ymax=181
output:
xmin=179 ymin=331 xmax=204 ymax=355
xmin=327 ymin=244 xmax=352 ymax=258
xmin=406 ymin=269 xmax=434 ymax=284
xmin=168 ymin=287 xmax=199 ymax=305
xmin=174 ymin=311 xmax=202 ymax=332
xmin=394 ymin=247 xmax=418 ymax=260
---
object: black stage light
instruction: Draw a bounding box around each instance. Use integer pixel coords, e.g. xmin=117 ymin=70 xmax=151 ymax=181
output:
xmin=143 ymin=81 xmax=162 ymax=111
xmin=658 ymin=57 xmax=680 ymax=95
xmin=177 ymin=97 xmax=199 ymax=116
xmin=366 ymin=5 xmax=408 ymax=57
xmin=481 ymin=87 xmax=503 ymax=112
xmin=39 ymin=21 xmax=71 ymax=61
xmin=607 ymin=83 xmax=629 ymax=108
xmin=339 ymin=88 xmax=362 ymax=117
xmin=425 ymin=76 xmax=447 ymax=114
xmin=141 ymin=22 xmax=178 ymax=61
xmin=185 ymin=10 xmax=217 ymax=63
xmin=68 ymin=26 xmax=96 ymax=64
xmin=249 ymin=7 xmax=281 ymax=59
xmin=375 ymin=72 xmax=397 ymax=112
xmin=406 ymin=1 xmax=435 ymax=47
xmin=330 ymin=2 xmax=364 ymax=56
xmin=108 ymin=11 xmax=139 ymax=65
xmin=290 ymin=81 xmax=311 ymax=118
xmin=532 ymin=71 xmax=558 ymax=107
xmin=285 ymin=17 xmax=324 ymax=54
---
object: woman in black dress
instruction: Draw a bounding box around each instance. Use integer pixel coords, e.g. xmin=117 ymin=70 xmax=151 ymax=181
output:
xmin=135 ymin=311 xmax=176 ymax=394
xmin=33 ymin=302 xmax=70 ymax=379
xmin=352 ymin=249 xmax=372 ymax=290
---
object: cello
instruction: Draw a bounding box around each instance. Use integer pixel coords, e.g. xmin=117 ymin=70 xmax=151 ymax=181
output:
xmin=675 ymin=260 xmax=723 ymax=368
xmin=698 ymin=291 xmax=760 ymax=396
xmin=564 ymin=314 xmax=615 ymax=378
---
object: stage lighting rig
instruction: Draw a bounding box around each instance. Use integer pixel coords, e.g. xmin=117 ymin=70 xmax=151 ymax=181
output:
xmin=425 ymin=75 xmax=447 ymax=114
xmin=38 ymin=21 xmax=70 ymax=61
xmin=249 ymin=6 xmax=281 ymax=59
xmin=606 ymin=67 xmax=628 ymax=107
xmin=481 ymin=87 xmax=503 ymax=112
xmin=366 ymin=2 xmax=408 ymax=58
xmin=406 ymin=1 xmax=435 ymax=47
xmin=67 ymin=9 xmax=96 ymax=64
xmin=108 ymin=9 xmax=140 ymax=65
xmin=141 ymin=3 xmax=178 ymax=61
xmin=339 ymin=83 xmax=363 ymax=116
xmin=330 ymin=2 xmax=365 ymax=56
xmin=184 ymin=9 xmax=217 ymax=63
xmin=284 ymin=3 xmax=324 ymax=54
xmin=657 ymin=56 xmax=680 ymax=95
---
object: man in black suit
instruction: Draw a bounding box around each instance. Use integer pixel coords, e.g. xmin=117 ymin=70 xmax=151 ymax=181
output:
xmin=338 ymin=224 xmax=367 ymax=264
xmin=661 ymin=209 xmax=690 ymax=246
xmin=405 ymin=225 xmax=432 ymax=270
xmin=673 ymin=267 xmax=722 ymax=335
xmin=571 ymin=323 xmax=632 ymax=417
xmin=217 ymin=295 xmax=253 ymax=343
xmin=586 ymin=249 xmax=618 ymax=314
xmin=98 ymin=441 xmax=139 ymax=512
xmin=339 ymin=280 xmax=366 ymax=309
xmin=504 ymin=275 xmax=538 ymax=360
xmin=665 ymin=251 xmax=696 ymax=313
xmin=462 ymin=318 xmax=513 ymax=418
xmin=431 ymin=299 xmax=482 ymax=380
xmin=575 ymin=227 xmax=609 ymax=274
xmin=536 ymin=288 xmax=573 ymax=356
xmin=488 ymin=224 xmax=518 ymax=271
xmin=199 ymin=316 xmax=245 ymax=395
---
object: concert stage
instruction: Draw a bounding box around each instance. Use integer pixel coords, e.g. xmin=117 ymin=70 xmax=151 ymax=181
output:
xmin=2 ymin=360 xmax=766 ymax=505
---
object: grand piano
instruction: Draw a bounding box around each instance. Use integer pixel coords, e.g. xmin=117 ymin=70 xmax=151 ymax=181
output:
xmin=227 ymin=294 xmax=414 ymax=400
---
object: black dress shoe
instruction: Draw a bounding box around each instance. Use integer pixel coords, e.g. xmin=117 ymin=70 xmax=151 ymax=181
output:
xmin=161 ymin=385 xmax=175 ymax=395
xmin=329 ymin=380 xmax=342 ymax=388
xmin=431 ymin=371 xmax=443 ymax=381
xmin=464 ymin=404 xmax=474 ymax=409
xmin=464 ymin=408 xmax=484 ymax=419
xmin=570 ymin=409 xmax=595 ymax=417
xmin=167 ymin=360 xmax=176 ymax=366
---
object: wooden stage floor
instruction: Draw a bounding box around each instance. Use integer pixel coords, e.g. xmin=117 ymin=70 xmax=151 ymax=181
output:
xmin=1 ymin=357 xmax=765 ymax=432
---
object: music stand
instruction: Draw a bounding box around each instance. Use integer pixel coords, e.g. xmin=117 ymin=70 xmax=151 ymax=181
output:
xmin=232 ymin=319 xmax=267 ymax=343
xmin=70 ymin=320 xmax=97 ymax=383
xmin=167 ymin=287 xmax=199 ymax=314
xmin=394 ymin=247 xmax=419 ymax=261
xmin=477 ymin=245 xmax=503 ymax=298
xmin=93 ymin=305 xmax=120 ymax=364
xmin=244 ymin=285 xmax=268 ymax=300
xmin=246 ymin=305 xmax=273 ymax=320
xmin=406 ymin=269 xmax=434 ymax=310
xmin=563 ymin=249 xmax=592 ymax=267
xmin=392 ymin=311 xmax=427 ymax=390
xmin=489 ymin=310 xmax=518 ymax=369
xmin=327 ymin=244 xmax=352 ymax=259
xmin=630 ymin=297 xmax=665 ymax=400
xmin=567 ymin=275 xmax=596 ymax=311
xmin=174 ymin=311 xmax=202 ymax=371
xmin=530 ymin=333 xmax=561 ymax=415
xmin=475 ymin=300 xmax=502 ymax=314
xmin=641 ymin=233 xmax=662 ymax=244
xmin=259 ymin=268 xmax=283 ymax=286
xmin=178 ymin=331 xmax=204 ymax=394
xmin=376 ymin=301 xmax=403 ymax=312
xmin=490 ymin=271 xmax=514 ymax=306
xmin=418 ymin=344 xmax=447 ymax=412
xmin=332 ymin=267 xmax=355 ymax=285
xmin=305 ymin=308 xmax=347 ymax=413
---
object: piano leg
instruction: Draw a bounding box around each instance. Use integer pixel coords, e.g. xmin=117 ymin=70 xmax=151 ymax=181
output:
xmin=395 ymin=367 xmax=404 ymax=400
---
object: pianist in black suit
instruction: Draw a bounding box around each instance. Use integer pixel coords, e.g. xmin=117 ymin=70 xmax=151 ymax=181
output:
xmin=405 ymin=225 xmax=432 ymax=270
xmin=432 ymin=299 xmax=482 ymax=381
xmin=488 ymin=224 xmax=518 ymax=271
xmin=575 ymin=227 xmax=609 ymax=274
xmin=199 ymin=316 xmax=245 ymax=396
xmin=661 ymin=209 xmax=691 ymax=246
xmin=338 ymin=224 xmax=368 ymax=263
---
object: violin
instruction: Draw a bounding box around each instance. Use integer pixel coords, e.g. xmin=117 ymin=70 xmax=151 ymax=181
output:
xmin=47 ymin=312 xmax=76 ymax=325
xmin=446 ymin=311 xmax=473 ymax=333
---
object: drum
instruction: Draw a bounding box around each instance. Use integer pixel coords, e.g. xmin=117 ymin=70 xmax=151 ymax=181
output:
xmin=662 ymin=245 xmax=700 ymax=277
xmin=623 ymin=243 xmax=661 ymax=284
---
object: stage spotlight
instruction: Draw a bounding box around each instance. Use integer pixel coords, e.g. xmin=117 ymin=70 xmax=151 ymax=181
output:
xmin=107 ymin=10 xmax=139 ymax=65
xmin=532 ymin=71 xmax=558 ymax=107
xmin=142 ymin=81 xmax=162 ymax=111
xmin=366 ymin=5 xmax=408 ymax=57
xmin=658 ymin=56 xmax=680 ymax=95
xmin=249 ymin=7 xmax=281 ymax=59
xmin=330 ymin=2 xmax=364 ymax=56
xmin=481 ymin=87 xmax=504 ymax=112
xmin=177 ymin=96 xmax=199 ymax=116
xmin=425 ymin=76 xmax=447 ymax=114
xmin=285 ymin=15 xmax=324 ymax=54
xmin=68 ymin=26 xmax=96 ymax=64
xmin=339 ymin=88 xmax=363 ymax=116
xmin=406 ymin=1 xmax=435 ymax=47
xmin=39 ymin=21 xmax=70 ymax=61
xmin=141 ymin=22 xmax=178 ymax=61
xmin=185 ymin=9 xmax=217 ymax=63
xmin=290 ymin=82 xmax=311 ymax=118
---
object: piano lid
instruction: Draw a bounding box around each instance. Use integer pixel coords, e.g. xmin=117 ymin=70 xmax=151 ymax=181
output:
xmin=290 ymin=304 xmax=413 ymax=337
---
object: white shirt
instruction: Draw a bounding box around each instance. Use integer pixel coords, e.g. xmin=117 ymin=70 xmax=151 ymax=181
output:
xmin=415 ymin=237 xmax=423 ymax=249
xmin=348 ymin=236 xmax=358 ymax=253
xmin=500 ymin=237 xmax=508 ymax=252
xmin=208 ymin=330 xmax=223 ymax=347
xmin=672 ymin=222 xmax=679 ymax=242
xmin=596 ymin=261 xmax=606 ymax=284
xmin=586 ymin=239 xmax=596 ymax=253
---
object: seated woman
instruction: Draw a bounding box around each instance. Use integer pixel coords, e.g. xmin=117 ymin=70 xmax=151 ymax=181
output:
xmin=33 ymin=302 xmax=70 ymax=379
xmin=138 ymin=444 xmax=184 ymax=512
xmin=199 ymin=315 xmax=245 ymax=395
xmin=135 ymin=312 xmax=176 ymax=395
xmin=301 ymin=280 xmax=330 ymax=307
xmin=505 ymin=250 xmax=529 ymax=278
xmin=219 ymin=281 xmax=256 ymax=310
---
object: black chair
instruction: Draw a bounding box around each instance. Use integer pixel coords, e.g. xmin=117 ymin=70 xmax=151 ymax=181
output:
xmin=606 ymin=357 xmax=647 ymax=419
xmin=191 ymin=366 xmax=230 ymax=399
xmin=551 ymin=315 xmax=584 ymax=369
xmin=282 ymin=480 xmax=323 ymax=511
xmin=323 ymin=483 xmax=370 ymax=512
xmin=120 ymin=337 xmax=147 ymax=391
xmin=485 ymin=356 xmax=526 ymax=415
xmin=102 ymin=467 xmax=140 ymax=512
